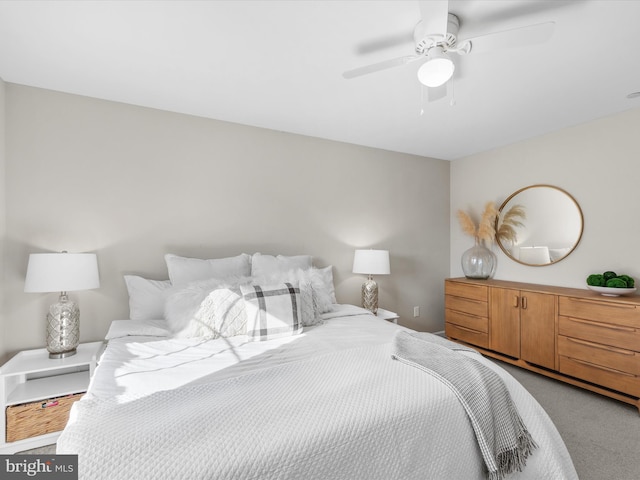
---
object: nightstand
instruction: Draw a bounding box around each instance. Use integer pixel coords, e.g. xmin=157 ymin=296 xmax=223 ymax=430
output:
xmin=0 ymin=341 xmax=104 ymax=453
xmin=376 ymin=308 xmax=399 ymax=324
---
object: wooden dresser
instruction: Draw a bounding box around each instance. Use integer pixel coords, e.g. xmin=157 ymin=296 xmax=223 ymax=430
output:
xmin=445 ymin=277 xmax=640 ymax=411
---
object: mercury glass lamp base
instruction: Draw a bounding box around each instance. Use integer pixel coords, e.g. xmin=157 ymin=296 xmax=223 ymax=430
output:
xmin=49 ymin=349 xmax=77 ymax=359
xmin=46 ymin=293 xmax=80 ymax=359
xmin=361 ymin=277 xmax=379 ymax=314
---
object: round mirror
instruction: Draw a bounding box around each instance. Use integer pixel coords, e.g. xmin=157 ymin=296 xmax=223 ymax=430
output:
xmin=495 ymin=185 xmax=583 ymax=266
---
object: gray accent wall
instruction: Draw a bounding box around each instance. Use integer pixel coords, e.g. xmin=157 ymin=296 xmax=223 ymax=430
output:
xmin=0 ymin=83 xmax=450 ymax=361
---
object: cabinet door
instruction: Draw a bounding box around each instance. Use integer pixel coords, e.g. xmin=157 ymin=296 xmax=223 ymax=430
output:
xmin=520 ymin=292 xmax=556 ymax=369
xmin=490 ymin=287 xmax=521 ymax=358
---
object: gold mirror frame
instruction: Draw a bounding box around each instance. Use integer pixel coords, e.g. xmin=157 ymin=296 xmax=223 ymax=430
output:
xmin=495 ymin=184 xmax=584 ymax=266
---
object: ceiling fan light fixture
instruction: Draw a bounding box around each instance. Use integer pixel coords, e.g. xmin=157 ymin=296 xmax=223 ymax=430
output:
xmin=417 ymin=46 xmax=455 ymax=88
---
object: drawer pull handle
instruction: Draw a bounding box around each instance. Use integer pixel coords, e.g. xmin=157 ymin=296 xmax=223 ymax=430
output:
xmin=522 ymin=296 xmax=528 ymax=310
xmin=513 ymin=295 xmax=519 ymax=308
xmin=568 ymin=297 xmax=636 ymax=310
xmin=41 ymin=400 xmax=59 ymax=409
xmin=447 ymin=310 xmax=485 ymax=321
xmin=568 ymin=357 xmax=636 ymax=377
xmin=566 ymin=337 xmax=635 ymax=356
xmin=451 ymin=324 xmax=482 ymax=334
xmin=567 ymin=317 xmax=636 ymax=333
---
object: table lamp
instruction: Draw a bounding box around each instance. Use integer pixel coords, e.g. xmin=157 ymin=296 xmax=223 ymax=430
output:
xmin=24 ymin=251 xmax=100 ymax=358
xmin=352 ymin=249 xmax=390 ymax=314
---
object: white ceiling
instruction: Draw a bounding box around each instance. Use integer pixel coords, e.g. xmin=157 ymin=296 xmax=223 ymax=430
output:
xmin=1 ymin=0 xmax=639 ymax=160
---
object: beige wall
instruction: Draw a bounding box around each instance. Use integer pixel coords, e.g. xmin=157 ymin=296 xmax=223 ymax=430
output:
xmin=0 ymin=79 xmax=5 ymax=361
xmin=4 ymin=83 xmax=637 ymax=363
xmin=451 ymin=107 xmax=640 ymax=288
xmin=2 ymin=84 xmax=450 ymax=360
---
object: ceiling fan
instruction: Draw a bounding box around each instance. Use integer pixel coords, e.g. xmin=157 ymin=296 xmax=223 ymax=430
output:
xmin=343 ymin=0 xmax=555 ymax=90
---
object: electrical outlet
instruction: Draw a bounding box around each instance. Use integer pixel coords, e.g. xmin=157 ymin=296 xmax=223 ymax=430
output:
xmin=413 ymin=306 xmax=420 ymax=317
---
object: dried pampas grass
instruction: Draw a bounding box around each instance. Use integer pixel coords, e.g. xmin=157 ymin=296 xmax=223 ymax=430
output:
xmin=457 ymin=210 xmax=477 ymax=237
xmin=478 ymin=202 xmax=498 ymax=243
xmin=457 ymin=201 xmax=498 ymax=246
xmin=496 ymin=204 xmax=526 ymax=244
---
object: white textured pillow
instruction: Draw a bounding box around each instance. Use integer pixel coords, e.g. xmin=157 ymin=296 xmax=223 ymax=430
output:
xmin=124 ymin=275 xmax=172 ymax=320
xmin=164 ymin=276 xmax=252 ymax=333
xmin=250 ymin=253 xmax=312 ymax=277
xmin=175 ymin=288 xmax=247 ymax=339
xmin=298 ymin=281 xmax=323 ymax=327
xmin=316 ymin=265 xmax=337 ymax=304
xmin=165 ymin=253 xmax=251 ymax=286
xmin=241 ymin=283 xmax=303 ymax=341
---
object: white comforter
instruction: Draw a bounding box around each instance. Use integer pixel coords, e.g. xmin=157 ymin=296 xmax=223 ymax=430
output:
xmin=57 ymin=306 xmax=578 ymax=480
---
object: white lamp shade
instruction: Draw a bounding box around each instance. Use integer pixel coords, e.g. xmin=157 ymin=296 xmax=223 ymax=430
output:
xmin=353 ymin=249 xmax=390 ymax=275
xmin=24 ymin=253 xmax=100 ymax=293
xmin=417 ymin=46 xmax=455 ymax=88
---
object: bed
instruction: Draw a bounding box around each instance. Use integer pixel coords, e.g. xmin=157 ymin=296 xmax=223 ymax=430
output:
xmin=56 ymin=253 xmax=578 ymax=480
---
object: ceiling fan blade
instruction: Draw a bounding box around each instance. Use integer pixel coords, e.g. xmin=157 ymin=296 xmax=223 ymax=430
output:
xmin=462 ymin=21 xmax=555 ymax=55
xmin=342 ymin=55 xmax=421 ymax=79
xmin=417 ymin=0 xmax=449 ymax=38
xmin=355 ymin=32 xmax=415 ymax=55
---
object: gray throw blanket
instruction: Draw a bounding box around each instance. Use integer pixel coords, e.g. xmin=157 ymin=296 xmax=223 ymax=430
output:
xmin=391 ymin=331 xmax=537 ymax=480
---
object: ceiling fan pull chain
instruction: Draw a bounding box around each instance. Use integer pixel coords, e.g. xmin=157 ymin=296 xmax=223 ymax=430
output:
xmin=420 ymin=85 xmax=425 ymax=116
xmin=449 ymin=79 xmax=457 ymax=107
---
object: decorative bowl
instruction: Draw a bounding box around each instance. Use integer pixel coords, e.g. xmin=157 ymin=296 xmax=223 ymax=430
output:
xmin=587 ymin=285 xmax=637 ymax=297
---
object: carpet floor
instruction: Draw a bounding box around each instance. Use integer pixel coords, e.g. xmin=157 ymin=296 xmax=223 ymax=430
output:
xmin=495 ymin=360 xmax=640 ymax=480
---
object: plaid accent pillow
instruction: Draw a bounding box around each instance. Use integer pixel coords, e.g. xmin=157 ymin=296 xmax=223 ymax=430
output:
xmin=241 ymin=283 xmax=303 ymax=341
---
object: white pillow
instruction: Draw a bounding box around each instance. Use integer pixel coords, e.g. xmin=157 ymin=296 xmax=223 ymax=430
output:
xmin=250 ymin=253 xmax=312 ymax=277
xmin=174 ymin=288 xmax=247 ymax=339
xmin=165 ymin=253 xmax=251 ymax=286
xmin=124 ymin=275 xmax=172 ymax=320
xmin=242 ymin=283 xmax=303 ymax=341
xmin=164 ymin=276 xmax=252 ymax=333
xmin=316 ymin=265 xmax=337 ymax=304
xmin=296 ymin=267 xmax=334 ymax=314
xmin=298 ymin=281 xmax=323 ymax=327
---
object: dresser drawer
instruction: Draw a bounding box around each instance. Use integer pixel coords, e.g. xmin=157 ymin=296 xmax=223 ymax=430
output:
xmin=558 ymin=335 xmax=639 ymax=376
xmin=559 ymin=296 xmax=640 ymax=329
xmin=446 ymin=309 xmax=488 ymax=333
xmin=445 ymin=323 xmax=489 ymax=349
xmin=559 ymin=354 xmax=640 ymax=398
xmin=445 ymin=295 xmax=488 ymax=318
xmin=558 ymin=315 xmax=640 ymax=351
xmin=445 ymin=281 xmax=488 ymax=302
